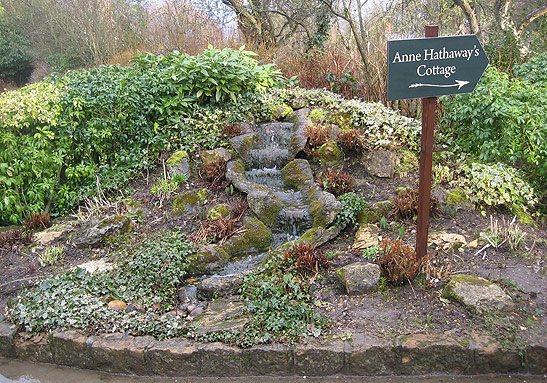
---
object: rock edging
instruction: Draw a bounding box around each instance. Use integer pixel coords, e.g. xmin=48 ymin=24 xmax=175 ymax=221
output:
xmin=1 ymin=321 xmax=545 ymax=377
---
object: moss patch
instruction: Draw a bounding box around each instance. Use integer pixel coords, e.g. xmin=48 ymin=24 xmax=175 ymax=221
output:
xmin=317 ymin=142 xmax=344 ymax=166
xmin=309 ymin=108 xmax=328 ymax=123
xmin=273 ymin=103 xmax=293 ymax=120
xmin=358 ymin=200 xmax=393 ymax=225
xmin=166 ymin=150 xmax=188 ymax=166
xmin=220 ymin=217 xmax=272 ymax=257
xmin=511 ymin=204 xmax=534 ymax=225
xmin=281 ymin=160 xmax=313 ymax=189
xmin=327 ymin=111 xmax=352 ymax=131
xmin=172 ymin=189 xmax=210 ymax=215
xmin=447 ymin=189 xmax=469 ymax=205
xmin=207 ymin=204 xmax=230 ymax=220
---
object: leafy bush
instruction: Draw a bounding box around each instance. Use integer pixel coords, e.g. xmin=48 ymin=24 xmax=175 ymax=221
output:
xmin=456 ymin=162 xmax=537 ymax=210
xmin=0 ymin=47 xmax=280 ymax=224
xmin=8 ymin=231 xmax=193 ymax=335
xmin=0 ymin=23 xmax=32 ymax=83
xmin=336 ymin=192 xmax=365 ymax=227
xmin=441 ymin=66 xmax=547 ymax=184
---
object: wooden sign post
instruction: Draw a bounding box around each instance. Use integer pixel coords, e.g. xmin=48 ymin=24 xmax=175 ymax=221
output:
xmin=387 ymin=26 xmax=489 ymax=260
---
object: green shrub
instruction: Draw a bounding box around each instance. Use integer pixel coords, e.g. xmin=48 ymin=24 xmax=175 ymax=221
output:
xmin=336 ymin=192 xmax=366 ymax=227
xmin=456 ymin=162 xmax=537 ymax=210
xmin=0 ymin=23 xmax=32 ymax=83
xmin=441 ymin=66 xmax=547 ymax=184
xmin=0 ymin=47 xmax=280 ymax=224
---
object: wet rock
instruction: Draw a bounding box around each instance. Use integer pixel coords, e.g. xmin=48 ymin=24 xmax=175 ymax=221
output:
xmin=178 ymin=285 xmax=197 ymax=303
xmin=51 ymin=330 xmax=90 ymax=368
xmin=337 ymin=262 xmax=381 ymax=295
xmin=361 ymin=150 xmax=400 ymax=178
xmin=0 ymin=321 xmax=16 ymax=357
xmin=317 ymin=142 xmax=344 ymax=166
xmin=308 ymin=190 xmax=341 ymax=228
xmin=201 ymin=148 xmax=231 ymax=168
xmin=147 ymin=339 xmax=200 ymax=376
xmin=229 ymin=134 xmax=256 ymax=165
xmin=15 ymin=333 xmax=53 ymax=363
xmin=293 ymin=339 xmax=345 ymax=376
xmin=197 ymin=271 xmax=250 ymax=299
xmin=285 ymin=108 xmax=311 ymax=157
xmin=107 ymin=300 xmax=128 ymax=311
xmin=195 ymin=298 xmax=247 ymax=336
xmin=246 ymin=188 xmax=283 ymax=227
xmin=352 ymin=224 xmax=379 ymax=250
xmin=349 ymin=332 xmax=397 ymax=375
xmin=171 ymin=189 xmax=209 ymax=216
xmin=470 ymin=334 xmax=523 ymax=373
xmin=443 ymin=274 xmax=513 ymax=314
xmin=71 ymin=215 xmax=132 ymax=248
xmin=220 ymin=217 xmax=272 ymax=258
xmin=166 ymin=150 xmax=190 ymax=179
xmin=186 ymin=244 xmax=229 ymax=274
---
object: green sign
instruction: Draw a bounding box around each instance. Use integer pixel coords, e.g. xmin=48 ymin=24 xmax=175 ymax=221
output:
xmin=387 ymin=34 xmax=489 ymax=101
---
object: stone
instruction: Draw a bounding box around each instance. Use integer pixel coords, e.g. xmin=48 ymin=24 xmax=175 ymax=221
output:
xmin=0 ymin=321 xmax=16 ymax=357
xmin=178 ymin=285 xmax=197 ymax=303
xmin=289 ymin=97 xmax=308 ymax=110
xmin=125 ymin=303 xmax=145 ymax=313
xmin=171 ymin=189 xmax=209 ymax=216
xmin=51 ymin=330 xmax=90 ymax=368
xmin=229 ymin=134 xmax=256 ymax=165
xmin=123 ymin=198 xmax=143 ymax=214
xmin=317 ymin=142 xmax=344 ymax=166
xmin=14 ymin=333 xmax=53 ymax=363
xmin=243 ymin=344 xmax=292 ymax=376
xmin=220 ymin=217 xmax=272 ymax=257
xmin=361 ymin=150 xmax=400 ymax=178
xmin=33 ymin=223 xmax=71 ymax=246
xmin=199 ymin=342 xmax=245 ymax=376
xmin=281 ymin=159 xmax=314 ymax=191
xmin=293 ymin=339 xmax=346 ymax=376
xmin=358 ymin=200 xmax=394 ymax=225
xmin=197 ymin=272 xmax=249 ymax=299
xmin=337 ymin=262 xmax=381 ymax=295
xmin=327 ymin=111 xmax=352 ymax=131
xmin=74 ymin=258 xmax=115 ymax=274
xmin=443 ymin=274 xmax=513 ymax=314
xmin=352 ymin=224 xmax=379 ymax=250
xmin=246 ymin=188 xmax=283 ymax=227
xmin=285 ymin=108 xmax=311 ymax=157
xmin=86 ymin=333 xmax=154 ymax=375
xmin=189 ymin=307 xmax=204 ymax=317
xmin=348 ymin=332 xmax=397 ymax=376
xmin=294 ymin=225 xmax=343 ymax=248
xmin=397 ymin=333 xmax=471 ymax=375
xmin=166 ymin=150 xmax=191 ymax=179
xmin=429 ymin=232 xmax=467 ymax=251
xmin=526 ymin=340 xmax=547 ymax=374
xmin=71 ymin=215 xmax=132 ymax=248
xmin=470 ymin=334 xmax=523 ymax=373
xmin=195 ymin=298 xmax=247 ymax=336
xmin=146 ymin=339 xmax=200 ymax=376
xmin=273 ymin=104 xmax=293 ymax=120
xmin=201 ymin=147 xmax=232 ymax=168
xmin=186 ymin=244 xmax=229 ymax=274
xmin=108 ymin=300 xmax=127 ymax=311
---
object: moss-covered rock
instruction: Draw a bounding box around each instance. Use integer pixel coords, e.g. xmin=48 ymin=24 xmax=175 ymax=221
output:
xmin=308 ymin=190 xmax=341 ymax=228
xmin=327 ymin=111 xmax=352 ymax=131
xmin=281 ymin=159 xmax=314 ymax=190
xmin=511 ymin=204 xmax=534 ymax=225
xmin=395 ymin=149 xmax=419 ymax=176
xmin=317 ymin=142 xmax=344 ymax=166
xmin=187 ymin=245 xmax=230 ymax=274
xmin=443 ymin=274 xmax=513 ymax=315
xmin=247 ymin=189 xmax=283 ymax=227
xmin=166 ymin=150 xmax=191 ymax=179
xmin=229 ymin=134 xmax=256 ymax=165
xmin=201 ymin=148 xmax=231 ymax=168
xmin=358 ymin=200 xmax=393 ymax=225
xmin=309 ymin=108 xmax=328 ymax=123
xmin=166 ymin=150 xmax=188 ymax=166
xmin=220 ymin=217 xmax=272 ymax=257
xmin=446 ymin=189 xmax=469 ymax=205
xmin=172 ymin=189 xmax=210 ymax=215
xmin=207 ymin=204 xmax=230 ymax=220
xmin=273 ymin=104 xmax=293 ymax=120
xmin=71 ymin=215 xmax=132 ymax=248
xmin=123 ymin=198 xmax=143 ymax=214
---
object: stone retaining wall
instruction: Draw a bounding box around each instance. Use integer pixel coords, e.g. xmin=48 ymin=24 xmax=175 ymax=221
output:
xmin=1 ymin=321 xmax=545 ymax=377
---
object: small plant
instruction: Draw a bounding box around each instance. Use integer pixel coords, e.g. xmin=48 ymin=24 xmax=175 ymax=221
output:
xmin=379 ymin=217 xmax=387 ymax=229
xmin=393 ymin=189 xmax=438 ymax=220
xmin=151 ymin=171 xmax=186 ymax=208
xmin=336 ymin=192 xmax=365 ymax=227
xmin=318 ymin=168 xmax=355 ymax=197
xmin=24 ymin=212 xmax=51 ymax=230
xmin=377 ymin=238 xmax=425 ymax=285
xmin=202 ymin=159 xmax=227 ymax=188
xmin=39 ymin=246 xmax=65 ymax=267
xmin=337 ymin=129 xmax=365 ymax=154
xmin=305 ymin=125 xmax=330 ymax=148
xmin=482 ymin=215 xmax=526 ymax=251
xmin=398 ymin=225 xmax=406 ymax=239
xmin=283 ymin=242 xmax=330 ymax=278
xmin=507 ymin=221 xmax=526 ymax=250
xmin=362 ymin=245 xmax=379 ymax=262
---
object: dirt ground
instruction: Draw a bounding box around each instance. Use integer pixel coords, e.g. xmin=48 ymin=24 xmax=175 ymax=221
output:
xmin=1 ymin=162 xmax=545 ymax=348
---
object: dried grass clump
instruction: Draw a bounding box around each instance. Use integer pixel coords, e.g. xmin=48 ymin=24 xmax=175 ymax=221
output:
xmin=24 ymin=212 xmax=51 ymax=230
xmin=202 ymin=159 xmax=227 ymax=188
xmin=305 ymin=125 xmax=330 ymax=148
xmin=0 ymin=229 xmax=31 ymax=252
xmin=192 ymin=197 xmax=249 ymax=244
xmin=337 ymin=129 xmax=366 ymax=153
xmin=393 ymin=189 xmax=438 ymax=220
xmin=223 ymin=123 xmax=241 ymax=138
xmin=377 ymin=238 xmax=426 ymax=285
xmin=317 ymin=167 xmax=355 ymax=197
xmin=283 ymin=242 xmax=330 ymax=279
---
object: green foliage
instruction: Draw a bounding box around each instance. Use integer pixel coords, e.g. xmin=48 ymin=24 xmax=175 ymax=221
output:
xmin=39 ymin=246 xmax=65 ymax=267
xmin=0 ymin=47 xmax=279 ymax=224
xmin=0 ymin=22 xmax=32 ymax=82
xmin=456 ymin=162 xmax=537 ymax=210
xmin=362 ymin=244 xmax=379 ymax=262
xmin=441 ymin=66 xmax=547 ymax=185
xmin=8 ymin=231 xmax=193 ymax=336
xmin=336 ymin=192 xmax=366 ymax=227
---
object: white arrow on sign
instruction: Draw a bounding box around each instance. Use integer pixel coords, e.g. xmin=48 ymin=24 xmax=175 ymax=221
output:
xmin=409 ymin=80 xmax=469 ymax=90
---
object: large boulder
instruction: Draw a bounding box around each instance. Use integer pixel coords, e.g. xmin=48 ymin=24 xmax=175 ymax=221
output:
xmin=337 ymin=262 xmax=381 ymax=295
xmin=186 ymin=245 xmax=229 ymax=274
xmin=71 ymin=215 xmax=132 ymax=248
xmin=361 ymin=150 xmax=400 ymax=178
xmin=197 ymin=271 xmax=250 ymax=299
xmin=317 ymin=142 xmax=344 ymax=166
xmin=171 ymin=189 xmax=209 ymax=216
xmin=443 ymin=274 xmax=513 ymax=315
xmin=220 ymin=217 xmax=272 ymax=258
